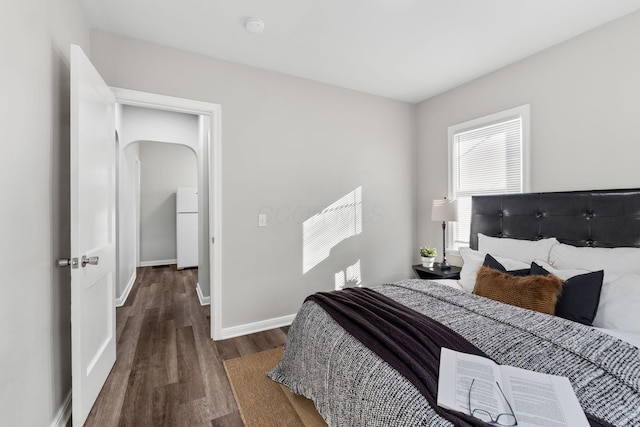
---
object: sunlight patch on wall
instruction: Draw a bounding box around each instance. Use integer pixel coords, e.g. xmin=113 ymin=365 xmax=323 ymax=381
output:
xmin=334 ymin=271 xmax=346 ymax=290
xmin=335 ymin=259 xmax=362 ymax=290
xmin=303 ymin=187 xmax=362 ymax=274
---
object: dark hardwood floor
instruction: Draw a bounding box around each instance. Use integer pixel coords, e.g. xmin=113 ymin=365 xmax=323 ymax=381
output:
xmin=83 ymin=265 xmax=289 ymax=427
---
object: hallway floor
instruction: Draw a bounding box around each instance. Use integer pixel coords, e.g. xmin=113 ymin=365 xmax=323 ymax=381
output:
xmin=82 ymin=265 xmax=289 ymax=426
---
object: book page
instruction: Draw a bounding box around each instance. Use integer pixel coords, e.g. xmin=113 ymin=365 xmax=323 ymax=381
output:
xmin=438 ymin=348 xmax=505 ymax=415
xmin=439 ymin=349 xmax=590 ymax=427
xmin=500 ymin=365 xmax=589 ymax=427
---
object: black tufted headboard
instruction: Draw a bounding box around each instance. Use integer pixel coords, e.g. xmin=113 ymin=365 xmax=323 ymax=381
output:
xmin=469 ymin=189 xmax=640 ymax=250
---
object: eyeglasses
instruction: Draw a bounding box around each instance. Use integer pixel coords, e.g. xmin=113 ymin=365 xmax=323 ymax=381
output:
xmin=468 ymin=379 xmax=518 ymax=426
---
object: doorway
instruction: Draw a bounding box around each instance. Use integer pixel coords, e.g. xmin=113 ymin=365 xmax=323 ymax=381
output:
xmin=133 ymin=140 xmax=198 ymax=267
xmin=111 ymin=88 xmax=222 ymax=339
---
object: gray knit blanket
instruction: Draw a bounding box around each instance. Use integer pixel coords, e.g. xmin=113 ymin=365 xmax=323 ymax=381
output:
xmin=268 ymin=280 xmax=640 ymax=426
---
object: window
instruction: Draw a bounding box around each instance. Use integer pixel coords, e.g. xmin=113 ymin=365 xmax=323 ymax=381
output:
xmin=448 ymin=105 xmax=530 ymax=248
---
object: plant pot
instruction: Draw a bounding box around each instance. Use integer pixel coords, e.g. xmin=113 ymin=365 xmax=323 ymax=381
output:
xmin=421 ymin=257 xmax=435 ymax=268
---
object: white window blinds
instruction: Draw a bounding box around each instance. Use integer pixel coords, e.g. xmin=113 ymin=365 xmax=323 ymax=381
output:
xmin=449 ymin=106 xmax=529 ymax=247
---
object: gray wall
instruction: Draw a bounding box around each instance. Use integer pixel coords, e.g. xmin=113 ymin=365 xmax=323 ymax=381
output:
xmin=90 ymin=30 xmax=417 ymax=329
xmin=416 ymin=10 xmax=640 ymax=262
xmin=139 ymin=142 xmax=198 ymax=263
xmin=0 ymin=0 xmax=89 ymax=425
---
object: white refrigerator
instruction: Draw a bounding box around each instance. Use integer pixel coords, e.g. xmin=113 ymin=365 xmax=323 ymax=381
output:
xmin=176 ymin=187 xmax=198 ymax=269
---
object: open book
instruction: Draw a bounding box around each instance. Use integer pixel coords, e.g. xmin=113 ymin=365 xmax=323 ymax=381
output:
xmin=437 ymin=348 xmax=589 ymax=427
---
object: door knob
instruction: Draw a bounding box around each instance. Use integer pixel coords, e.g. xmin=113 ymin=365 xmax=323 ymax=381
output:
xmin=81 ymin=255 xmax=99 ymax=267
xmin=57 ymin=258 xmax=79 ymax=268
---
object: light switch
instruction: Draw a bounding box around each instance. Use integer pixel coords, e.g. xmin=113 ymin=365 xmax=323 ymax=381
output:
xmin=258 ymin=214 xmax=267 ymax=227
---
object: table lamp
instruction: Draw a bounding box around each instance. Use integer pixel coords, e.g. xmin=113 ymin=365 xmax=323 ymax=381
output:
xmin=431 ymin=198 xmax=459 ymax=270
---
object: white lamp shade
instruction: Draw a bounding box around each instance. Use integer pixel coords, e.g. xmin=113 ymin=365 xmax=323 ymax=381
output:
xmin=431 ymin=199 xmax=459 ymax=222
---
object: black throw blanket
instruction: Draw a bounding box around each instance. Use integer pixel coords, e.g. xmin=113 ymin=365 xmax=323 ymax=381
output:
xmin=306 ymin=287 xmax=612 ymax=427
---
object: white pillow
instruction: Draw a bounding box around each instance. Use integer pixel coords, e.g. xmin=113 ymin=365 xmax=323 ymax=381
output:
xmin=532 ymin=259 xmax=591 ymax=280
xmin=478 ymin=234 xmax=558 ymax=264
xmin=458 ymin=247 xmax=529 ymax=292
xmin=536 ymin=259 xmax=640 ymax=335
xmin=593 ymin=273 xmax=640 ymax=334
xmin=549 ymin=243 xmax=640 ymax=274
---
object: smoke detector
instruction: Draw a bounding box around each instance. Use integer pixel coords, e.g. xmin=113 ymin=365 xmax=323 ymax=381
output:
xmin=245 ymin=17 xmax=265 ymax=34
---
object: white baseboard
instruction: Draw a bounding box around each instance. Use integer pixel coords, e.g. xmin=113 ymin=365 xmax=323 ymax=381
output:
xmin=50 ymin=390 xmax=71 ymax=427
xmin=196 ymin=282 xmax=211 ymax=305
xmin=139 ymin=259 xmax=177 ymax=267
xmin=116 ymin=271 xmax=137 ymax=307
xmin=219 ymin=313 xmax=296 ymax=340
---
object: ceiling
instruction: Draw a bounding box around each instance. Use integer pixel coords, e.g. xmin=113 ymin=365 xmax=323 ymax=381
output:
xmin=80 ymin=0 xmax=640 ymax=103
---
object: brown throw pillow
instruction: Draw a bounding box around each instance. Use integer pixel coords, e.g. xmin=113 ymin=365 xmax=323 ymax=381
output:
xmin=473 ymin=266 xmax=563 ymax=315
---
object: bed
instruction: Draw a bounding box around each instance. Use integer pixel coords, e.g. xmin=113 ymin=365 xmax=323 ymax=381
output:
xmin=269 ymin=189 xmax=640 ymax=426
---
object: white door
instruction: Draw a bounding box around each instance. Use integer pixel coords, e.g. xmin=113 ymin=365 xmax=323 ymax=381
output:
xmin=70 ymin=44 xmax=116 ymax=426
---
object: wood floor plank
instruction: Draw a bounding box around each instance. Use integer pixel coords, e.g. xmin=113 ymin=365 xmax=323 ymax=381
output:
xmin=176 ymin=325 xmax=207 ymax=403
xmin=179 ymin=396 xmax=217 ymax=425
xmin=115 ymin=305 xmax=131 ymax=339
xmin=231 ymin=335 xmax=260 ymax=357
xmin=118 ymin=308 xmax=161 ymax=426
xmin=211 ymin=410 xmax=245 ymax=427
xmin=261 ymin=328 xmax=288 ymax=348
xmin=146 ymin=282 xmax=164 ymax=310
xmin=130 ymin=285 xmax=151 ymax=312
xmin=247 ymin=330 xmax=284 ymax=352
xmin=159 ymin=272 xmax=177 ymax=321
xmin=85 ymin=265 xmax=296 ymax=427
xmin=131 ymin=307 xmax=161 ymax=370
xmin=159 ymin=291 xmax=177 ymax=322
xmin=177 ymin=271 xmax=190 ymax=294
xmin=157 ymin=319 xmax=179 ymax=386
xmin=247 ymin=331 xmax=272 ymax=351
xmin=140 ymin=267 xmax=156 ymax=288
xmin=117 ymin=364 xmax=153 ymax=426
xmin=200 ymin=358 xmax=238 ymax=420
xmin=174 ymin=292 xmax=192 ymax=328
xmin=191 ymin=315 xmax=237 ymax=420
xmin=215 ymin=338 xmax=241 ymax=361
xmin=84 ymin=369 xmax=131 ymax=427
xmin=152 ymin=382 xmax=180 ymax=426
xmin=114 ymin=312 xmax=143 ymax=372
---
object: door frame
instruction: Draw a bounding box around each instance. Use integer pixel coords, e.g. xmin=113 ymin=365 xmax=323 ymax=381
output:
xmin=112 ymin=87 xmax=223 ymax=340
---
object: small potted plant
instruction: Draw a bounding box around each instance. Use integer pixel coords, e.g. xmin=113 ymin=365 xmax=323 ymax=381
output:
xmin=420 ymin=246 xmax=437 ymax=267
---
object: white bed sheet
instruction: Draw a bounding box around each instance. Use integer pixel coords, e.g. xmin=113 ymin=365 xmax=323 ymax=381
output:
xmin=596 ymin=327 xmax=640 ymax=349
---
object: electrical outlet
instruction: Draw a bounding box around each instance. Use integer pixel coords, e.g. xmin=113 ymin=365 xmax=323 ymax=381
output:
xmin=258 ymin=214 xmax=267 ymax=227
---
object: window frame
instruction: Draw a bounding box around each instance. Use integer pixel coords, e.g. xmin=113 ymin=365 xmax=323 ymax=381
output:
xmin=447 ymin=104 xmax=531 ymax=250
